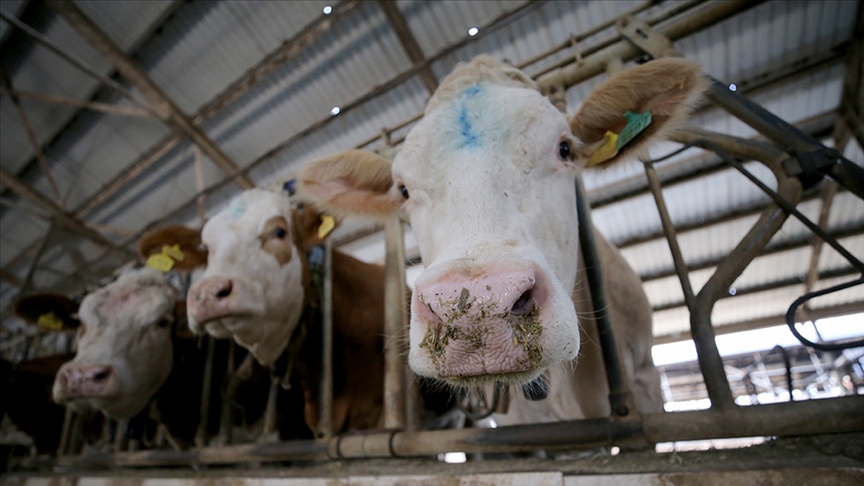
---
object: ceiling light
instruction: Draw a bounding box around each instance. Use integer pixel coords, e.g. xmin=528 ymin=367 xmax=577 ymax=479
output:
xmin=330 ymin=106 xmax=341 ymax=116
xmin=323 ymin=5 xmax=332 ymax=14
xmin=729 ymin=83 xmax=737 ymax=92
xmin=468 ymin=27 xmax=479 ymax=36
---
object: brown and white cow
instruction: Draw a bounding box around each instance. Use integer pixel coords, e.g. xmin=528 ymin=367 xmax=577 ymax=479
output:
xmin=296 ymin=56 xmax=705 ymax=421
xmin=187 ymin=189 xmax=387 ymax=432
xmin=51 ymin=267 xmax=186 ymax=420
xmin=47 ymin=227 xmax=221 ymax=444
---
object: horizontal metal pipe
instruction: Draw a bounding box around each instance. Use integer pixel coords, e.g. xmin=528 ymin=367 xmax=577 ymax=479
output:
xmin=15 ymin=395 xmax=863 ymax=469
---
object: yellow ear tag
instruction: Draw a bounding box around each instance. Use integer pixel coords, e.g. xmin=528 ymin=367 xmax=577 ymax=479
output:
xmin=162 ymin=244 xmax=185 ymax=262
xmin=586 ymin=131 xmax=619 ymax=167
xmin=37 ymin=312 xmax=64 ymax=331
xmin=318 ymin=215 xmax=336 ymax=239
xmin=146 ymin=253 xmax=175 ymax=273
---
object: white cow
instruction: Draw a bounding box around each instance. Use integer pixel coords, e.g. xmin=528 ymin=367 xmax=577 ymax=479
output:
xmin=52 ymin=268 xmax=182 ymax=419
xmin=297 ymin=56 xmax=705 ymax=421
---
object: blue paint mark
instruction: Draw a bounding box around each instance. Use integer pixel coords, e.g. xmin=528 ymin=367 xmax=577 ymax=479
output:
xmin=227 ymin=198 xmax=246 ymax=220
xmin=456 ymin=85 xmax=483 ymax=149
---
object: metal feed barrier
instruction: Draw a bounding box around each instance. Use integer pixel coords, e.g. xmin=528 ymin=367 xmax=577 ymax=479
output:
xmin=10 ymin=0 xmax=864 ymax=471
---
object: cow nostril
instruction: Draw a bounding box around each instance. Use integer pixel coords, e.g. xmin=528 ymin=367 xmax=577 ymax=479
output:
xmin=93 ymin=369 xmax=111 ymax=382
xmin=216 ymin=281 xmax=233 ymax=299
xmin=510 ymin=287 xmax=535 ymax=315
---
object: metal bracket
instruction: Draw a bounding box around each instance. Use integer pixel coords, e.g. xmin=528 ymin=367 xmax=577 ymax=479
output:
xmin=782 ymin=147 xmax=842 ymax=191
xmin=615 ymin=15 xmax=680 ymax=58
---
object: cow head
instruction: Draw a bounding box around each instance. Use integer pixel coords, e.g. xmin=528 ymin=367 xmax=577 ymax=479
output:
xmin=187 ymin=188 xmax=326 ymax=366
xmin=51 ymin=268 xmax=182 ymax=419
xmin=297 ymin=56 xmax=705 ymax=387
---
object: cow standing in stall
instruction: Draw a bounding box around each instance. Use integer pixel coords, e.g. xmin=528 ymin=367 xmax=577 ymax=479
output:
xmin=187 ymin=189 xmax=391 ymax=433
xmin=296 ymin=56 xmax=706 ymax=424
xmin=45 ymin=228 xmax=241 ymax=447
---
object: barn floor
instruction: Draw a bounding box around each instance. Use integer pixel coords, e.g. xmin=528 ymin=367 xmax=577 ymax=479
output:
xmin=2 ymin=433 xmax=863 ymax=485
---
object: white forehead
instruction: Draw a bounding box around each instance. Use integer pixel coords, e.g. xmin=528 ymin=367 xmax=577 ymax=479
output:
xmin=394 ymin=83 xmax=567 ymax=176
xmin=78 ymin=268 xmax=176 ymax=330
xmin=202 ymin=189 xmax=291 ymax=244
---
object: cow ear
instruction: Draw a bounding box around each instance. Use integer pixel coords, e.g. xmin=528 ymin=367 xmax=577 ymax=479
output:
xmin=291 ymin=203 xmax=339 ymax=251
xmin=297 ymin=149 xmax=401 ymax=219
xmin=569 ymin=58 xmax=707 ymax=168
xmin=138 ymin=225 xmax=207 ymax=272
xmin=14 ymin=293 xmax=80 ymax=332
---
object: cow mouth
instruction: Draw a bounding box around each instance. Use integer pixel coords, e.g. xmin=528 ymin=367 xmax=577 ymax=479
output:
xmin=442 ymin=368 xmax=544 ymax=388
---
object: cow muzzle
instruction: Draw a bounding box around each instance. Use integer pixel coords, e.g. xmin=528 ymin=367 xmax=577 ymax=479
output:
xmin=54 ymin=363 xmax=114 ymax=401
xmin=188 ymin=277 xmax=237 ymax=325
xmin=412 ymin=268 xmax=549 ymax=381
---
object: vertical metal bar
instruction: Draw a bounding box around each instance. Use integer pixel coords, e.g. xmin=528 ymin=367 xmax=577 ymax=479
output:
xmin=218 ymin=341 xmax=236 ymax=447
xmin=57 ymin=408 xmax=75 ymax=455
xmin=642 ymin=161 xmax=697 ymax=309
xmin=113 ymin=420 xmax=128 ymax=453
xmin=195 ymin=335 xmax=216 ymax=448
xmin=383 ymin=216 xmax=408 ymax=429
xmin=318 ymin=238 xmax=334 ymax=438
xmin=574 ymin=180 xmax=630 ymax=415
xmin=261 ymin=375 xmax=280 ymax=438
xmin=644 ymin=159 xmax=733 ymax=409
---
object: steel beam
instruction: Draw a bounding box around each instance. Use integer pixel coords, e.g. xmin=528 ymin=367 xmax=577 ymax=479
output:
xmin=654 ymin=301 xmax=864 ymax=345
xmin=0 ymin=167 xmax=132 ymax=259
xmin=641 ymin=221 xmax=864 ymax=283
xmin=69 ymin=1 xmax=360 ymax=221
xmin=47 ymin=0 xmax=255 ymax=190
xmin=0 ymin=86 xmax=154 ymax=118
xmin=377 ymin=0 xmax=438 ymax=94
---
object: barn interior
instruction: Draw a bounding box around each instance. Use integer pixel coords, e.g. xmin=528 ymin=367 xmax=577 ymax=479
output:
xmin=0 ymin=0 xmax=862 ymax=483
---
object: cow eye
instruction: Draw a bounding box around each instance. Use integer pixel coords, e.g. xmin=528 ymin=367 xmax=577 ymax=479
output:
xmin=558 ymin=140 xmax=571 ymax=160
xmin=399 ymin=184 xmax=409 ymax=199
xmin=273 ymin=227 xmax=287 ymax=239
xmin=157 ymin=318 xmax=171 ymax=328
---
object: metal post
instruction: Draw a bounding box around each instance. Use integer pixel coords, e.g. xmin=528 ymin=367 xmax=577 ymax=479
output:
xmin=318 ymin=238 xmax=334 ymax=438
xmin=574 ymin=180 xmax=633 ymax=417
xmin=383 ymin=216 xmax=408 ymax=429
xmin=195 ymin=335 xmax=216 ymax=448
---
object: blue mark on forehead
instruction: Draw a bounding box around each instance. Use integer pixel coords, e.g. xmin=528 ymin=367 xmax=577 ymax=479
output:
xmin=456 ymin=85 xmax=483 ymax=149
xmin=227 ymin=198 xmax=246 ymax=220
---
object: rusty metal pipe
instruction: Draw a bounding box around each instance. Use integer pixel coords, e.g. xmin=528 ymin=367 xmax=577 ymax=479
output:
xmin=16 ymin=396 xmax=863 ymax=469
xmin=383 ymin=216 xmax=408 ymax=429
xmin=195 ymin=335 xmax=216 ymax=447
xmin=318 ymin=238 xmax=334 ymax=438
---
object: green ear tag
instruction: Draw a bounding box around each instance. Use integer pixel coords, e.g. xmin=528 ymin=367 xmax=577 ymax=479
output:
xmin=615 ymin=110 xmax=652 ymax=151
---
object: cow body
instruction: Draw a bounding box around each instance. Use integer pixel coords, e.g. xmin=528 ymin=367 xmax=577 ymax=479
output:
xmin=1 ymin=354 xmax=74 ymax=454
xmin=296 ymin=56 xmax=705 ymax=422
xmin=188 ymin=191 xmax=387 ymax=433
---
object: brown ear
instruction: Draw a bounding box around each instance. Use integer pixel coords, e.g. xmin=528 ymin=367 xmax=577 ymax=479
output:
xmin=296 ymin=149 xmax=401 ymax=219
xmin=14 ymin=293 xmax=80 ymax=331
xmin=569 ymin=58 xmax=707 ymax=167
xmin=138 ymin=225 xmax=207 ymax=271
xmin=291 ymin=203 xmax=339 ymax=252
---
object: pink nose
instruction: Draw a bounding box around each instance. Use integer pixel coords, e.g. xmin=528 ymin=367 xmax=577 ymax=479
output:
xmin=188 ymin=277 xmax=234 ymax=324
xmin=413 ymin=269 xmax=545 ymax=377
xmin=57 ymin=364 xmax=113 ymax=398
